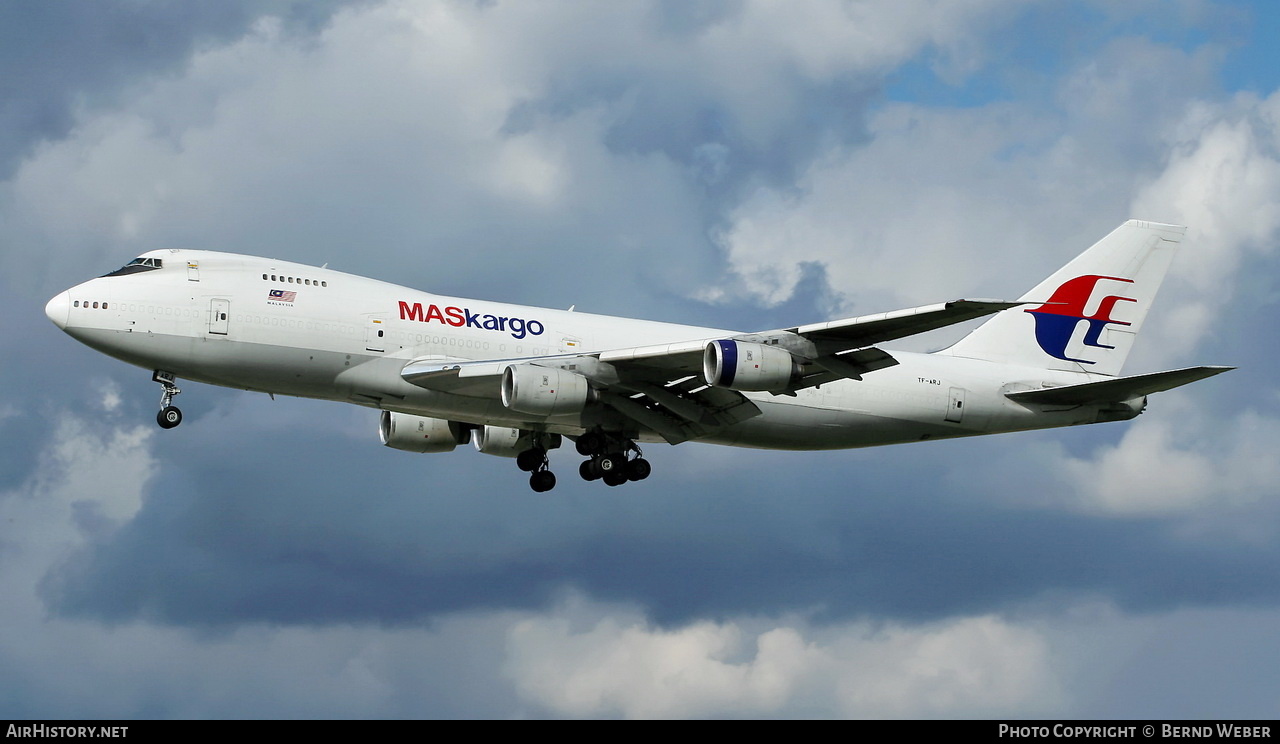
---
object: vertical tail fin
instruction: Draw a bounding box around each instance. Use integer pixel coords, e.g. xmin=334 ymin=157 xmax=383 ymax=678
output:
xmin=944 ymin=220 xmax=1185 ymax=376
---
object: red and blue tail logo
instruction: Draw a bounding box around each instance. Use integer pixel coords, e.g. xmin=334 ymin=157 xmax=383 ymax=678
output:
xmin=1025 ymin=275 xmax=1135 ymax=365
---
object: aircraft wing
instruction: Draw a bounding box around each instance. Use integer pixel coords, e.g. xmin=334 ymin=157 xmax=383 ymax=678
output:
xmin=579 ymin=298 xmax=1018 ymax=391
xmin=788 ymin=298 xmax=1020 ymax=349
xmin=402 ymin=348 xmax=762 ymax=444
xmin=402 ymin=298 xmax=1017 ymax=443
xmin=781 ymin=298 xmax=1020 ymax=389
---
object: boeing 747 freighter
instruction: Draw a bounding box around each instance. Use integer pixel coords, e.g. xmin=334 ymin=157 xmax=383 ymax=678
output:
xmin=45 ymin=221 xmax=1231 ymax=491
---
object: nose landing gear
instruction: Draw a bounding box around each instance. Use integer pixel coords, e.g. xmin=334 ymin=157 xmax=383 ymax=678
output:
xmin=152 ymin=370 xmax=183 ymax=429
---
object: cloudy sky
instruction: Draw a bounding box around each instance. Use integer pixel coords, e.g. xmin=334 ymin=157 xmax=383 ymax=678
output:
xmin=4 ymin=0 xmax=1279 ymax=719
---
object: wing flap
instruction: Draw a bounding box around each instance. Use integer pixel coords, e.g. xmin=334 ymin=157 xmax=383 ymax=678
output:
xmin=1006 ymin=366 xmax=1234 ymax=406
xmin=401 ymin=357 xmax=514 ymax=396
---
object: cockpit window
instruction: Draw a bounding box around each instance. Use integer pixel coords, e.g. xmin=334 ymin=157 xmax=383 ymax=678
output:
xmin=102 ymin=257 xmax=164 ymax=277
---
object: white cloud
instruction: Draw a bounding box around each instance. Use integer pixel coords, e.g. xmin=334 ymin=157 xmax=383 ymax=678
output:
xmin=710 ymin=100 xmax=1076 ymax=312
xmin=96 ymin=379 xmax=123 ymax=413
xmin=961 ymin=386 xmax=1280 ymax=532
xmin=504 ymin=597 xmax=1059 ymax=718
xmin=0 ymin=411 xmax=158 ymax=706
xmin=829 ymin=614 xmax=1056 ymax=718
xmin=6 ymin=412 xmax=155 ymax=547
xmin=1054 ymin=398 xmax=1280 ymax=522
xmin=1130 ymin=89 xmax=1280 ymax=365
xmin=692 ymin=0 xmax=1020 ymax=141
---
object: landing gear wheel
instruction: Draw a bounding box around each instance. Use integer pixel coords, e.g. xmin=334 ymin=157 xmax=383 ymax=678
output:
xmin=577 ymin=434 xmax=655 ymax=487
xmin=624 ymin=457 xmax=651 ymax=481
xmin=516 ymin=448 xmax=546 ymax=472
xmin=157 ymin=406 xmax=182 ymax=429
xmin=530 ymin=470 xmax=557 ymax=492
xmin=597 ymin=452 xmax=625 ymax=475
xmin=575 ymin=431 xmax=604 ymax=456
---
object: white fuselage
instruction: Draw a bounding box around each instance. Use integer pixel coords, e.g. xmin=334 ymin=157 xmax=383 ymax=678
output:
xmin=46 ymin=249 xmax=1133 ymax=450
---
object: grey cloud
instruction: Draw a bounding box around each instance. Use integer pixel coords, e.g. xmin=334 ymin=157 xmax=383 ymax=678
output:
xmin=0 ymin=1 xmax=364 ymax=179
xmin=40 ymin=411 xmax=1280 ymax=630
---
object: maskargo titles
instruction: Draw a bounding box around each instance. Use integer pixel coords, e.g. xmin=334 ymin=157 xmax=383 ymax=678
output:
xmin=398 ymin=301 xmax=545 ymax=339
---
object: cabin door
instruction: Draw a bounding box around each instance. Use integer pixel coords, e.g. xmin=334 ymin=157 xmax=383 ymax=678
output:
xmin=209 ymin=299 xmax=230 ymax=335
xmin=945 ymin=387 xmax=965 ymax=423
xmin=365 ymin=317 xmax=386 ymax=353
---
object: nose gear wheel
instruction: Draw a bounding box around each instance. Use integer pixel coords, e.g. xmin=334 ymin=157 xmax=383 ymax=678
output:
xmin=152 ymin=370 xmax=183 ymax=429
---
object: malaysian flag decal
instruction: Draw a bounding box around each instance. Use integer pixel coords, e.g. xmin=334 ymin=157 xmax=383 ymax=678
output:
xmin=268 ymin=289 xmax=297 ymax=304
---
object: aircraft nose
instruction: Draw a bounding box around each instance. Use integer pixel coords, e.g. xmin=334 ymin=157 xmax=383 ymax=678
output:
xmin=45 ymin=291 xmax=70 ymax=330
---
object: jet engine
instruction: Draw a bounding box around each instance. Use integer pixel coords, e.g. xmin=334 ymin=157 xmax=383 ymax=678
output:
xmin=703 ymin=340 xmax=800 ymax=392
xmin=379 ymin=411 xmax=468 ymax=453
xmin=501 ymin=364 xmax=591 ymax=416
xmin=473 ymin=425 xmax=562 ymax=458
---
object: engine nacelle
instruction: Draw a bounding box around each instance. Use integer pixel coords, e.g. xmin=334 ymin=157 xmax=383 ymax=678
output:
xmin=379 ymin=411 xmax=468 ymax=453
xmin=501 ymin=364 xmax=591 ymax=416
xmin=473 ymin=426 xmax=531 ymax=457
xmin=473 ymin=426 xmax=562 ymax=458
xmin=703 ymin=340 xmax=799 ymax=392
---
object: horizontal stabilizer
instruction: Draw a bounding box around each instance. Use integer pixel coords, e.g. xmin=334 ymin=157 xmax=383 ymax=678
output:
xmin=1006 ymin=366 xmax=1234 ymax=406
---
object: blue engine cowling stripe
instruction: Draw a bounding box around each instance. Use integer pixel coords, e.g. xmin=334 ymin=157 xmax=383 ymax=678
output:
xmin=716 ymin=339 xmax=737 ymax=387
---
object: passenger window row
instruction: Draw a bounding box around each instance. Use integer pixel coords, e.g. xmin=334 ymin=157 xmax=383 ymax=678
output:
xmin=73 ymin=300 xmax=109 ymax=309
xmin=263 ymin=273 xmax=327 ymax=287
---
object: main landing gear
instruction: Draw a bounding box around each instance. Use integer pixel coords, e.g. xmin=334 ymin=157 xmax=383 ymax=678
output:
xmin=574 ymin=430 xmax=651 ymax=488
xmin=513 ymin=430 xmax=653 ymax=492
xmin=515 ymin=435 xmax=558 ymax=493
xmin=152 ymin=370 xmax=183 ymax=429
